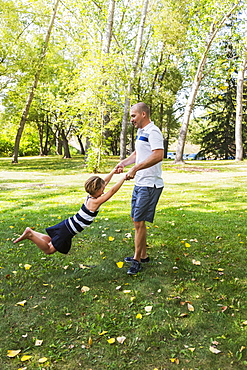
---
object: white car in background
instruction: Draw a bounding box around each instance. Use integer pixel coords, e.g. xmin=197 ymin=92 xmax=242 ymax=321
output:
xmin=167 ymin=152 xmax=176 ymax=159
xmin=183 ymin=153 xmax=190 ymax=160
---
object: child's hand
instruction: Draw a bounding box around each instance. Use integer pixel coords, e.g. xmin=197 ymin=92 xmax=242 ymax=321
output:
xmin=115 ymin=164 xmax=124 ymax=173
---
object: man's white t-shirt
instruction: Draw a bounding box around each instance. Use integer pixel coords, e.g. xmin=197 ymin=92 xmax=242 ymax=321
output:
xmin=135 ymin=121 xmax=164 ymax=188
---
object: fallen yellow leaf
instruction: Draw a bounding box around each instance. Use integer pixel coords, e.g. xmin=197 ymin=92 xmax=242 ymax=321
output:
xmin=136 ymin=313 xmax=142 ymax=319
xmin=81 ymin=286 xmax=90 ymax=293
xmin=99 ymin=331 xmax=108 ymax=335
xmin=185 ymin=243 xmax=191 ymax=248
xmin=180 ymin=313 xmax=188 ymax=317
xmin=38 ymin=357 xmax=48 ymax=363
xmin=209 ymin=346 xmax=221 ymax=354
xmin=35 ymin=339 xmax=43 ymax=346
xmin=116 ymin=261 xmax=124 ymax=268
xmin=79 ymin=264 xmax=90 ymax=269
xmin=117 ymin=336 xmax=126 ymax=344
xmin=108 ymin=236 xmax=115 ymax=241
xmin=7 ymin=349 xmax=21 ymax=358
xmin=187 ymin=303 xmax=194 ymax=312
xmin=107 ymin=338 xmax=115 ymax=344
xmin=16 ymin=300 xmax=27 ymax=307
xmin=170 ymin=357 xmax=179 ymax=364
xmin=242 ymin=320 xmax=247 ymax=325
xmin=192 ymin=259 xmax=201 ymax=265
xmin=24 ymin=264 xmax=32 ymax=270
xmin=21 ymin=355 xmax=32 ymax=362
xmin=88 ymin=337 xmax=93 ymax=346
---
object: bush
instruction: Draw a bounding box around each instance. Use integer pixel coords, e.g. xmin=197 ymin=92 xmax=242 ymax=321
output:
xmin=0 ymin=136 xmax=14 ymax=157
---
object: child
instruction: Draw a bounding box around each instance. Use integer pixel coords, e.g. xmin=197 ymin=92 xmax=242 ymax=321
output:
xmin=13 ymin=169 xmax=126 ymax=255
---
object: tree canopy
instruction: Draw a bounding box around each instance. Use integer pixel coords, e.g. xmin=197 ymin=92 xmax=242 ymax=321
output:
xmin=0 ymin=0 xmax=246 ymax=168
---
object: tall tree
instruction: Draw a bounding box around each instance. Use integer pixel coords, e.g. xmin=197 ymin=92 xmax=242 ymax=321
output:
xmin=174 ymin=0 xmax=242 ymax=164
xmin=194 ymin=76 xmax=238 ymax=159
xmin=119 ymin=0 xmax=149 ymax=160
xmin=102 ymin=0 xmax=115 ymax=54
xmin=12 ymin=0 xmax=60 ymax=163
xmin=235 ymin=49 xmax=247 ymax=161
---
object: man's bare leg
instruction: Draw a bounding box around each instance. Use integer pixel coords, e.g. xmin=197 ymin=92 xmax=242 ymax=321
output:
xmin=133 ymin=221 xmax=147 ymax=262
xmin=13 ymin=227 xmax=56 ymax=254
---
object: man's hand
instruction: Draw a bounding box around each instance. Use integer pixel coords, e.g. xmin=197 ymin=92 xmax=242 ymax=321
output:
xmin=126 ymin=166 xmax=137 ymax=180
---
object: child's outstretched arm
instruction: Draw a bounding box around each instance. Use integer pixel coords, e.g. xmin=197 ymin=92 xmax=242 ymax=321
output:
xmin=91 ymin=174 xmax=127 ymax=209
xmin=103 ymin=168 xmax=117 ymax=186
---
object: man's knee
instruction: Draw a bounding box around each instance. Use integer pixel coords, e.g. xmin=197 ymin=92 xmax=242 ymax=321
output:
xmin=134 ymin=221 xmax=145 ymax=230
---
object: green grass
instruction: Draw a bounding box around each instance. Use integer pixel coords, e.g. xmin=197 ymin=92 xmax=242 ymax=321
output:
xmin=1 ymin=155 xmax=247 ymax=369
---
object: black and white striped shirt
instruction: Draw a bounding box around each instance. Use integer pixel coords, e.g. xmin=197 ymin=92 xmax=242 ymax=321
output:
xmin=65 ymin=196 xmax=99 ymax=235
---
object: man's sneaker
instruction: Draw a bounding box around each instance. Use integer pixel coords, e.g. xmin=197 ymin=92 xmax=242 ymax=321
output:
xmin=124 ymin=256 xmax=150 ymax=263
xmin=127 ymin=260 xmax=142 ymax=275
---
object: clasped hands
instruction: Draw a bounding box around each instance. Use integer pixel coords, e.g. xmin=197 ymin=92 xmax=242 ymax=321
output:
xmin=115 ymin=164 xmax=136 ymax=180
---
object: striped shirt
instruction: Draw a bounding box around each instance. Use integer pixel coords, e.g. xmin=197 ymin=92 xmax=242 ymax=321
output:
xmin=65 ymin=197 xmax=99 ymax=235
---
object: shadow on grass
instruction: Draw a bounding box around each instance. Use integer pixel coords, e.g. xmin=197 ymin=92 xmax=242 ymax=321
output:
xmin=0 ymin=155 xmax=120 ymax=174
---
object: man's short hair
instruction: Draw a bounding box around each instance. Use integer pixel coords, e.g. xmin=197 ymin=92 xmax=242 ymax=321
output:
xmin=131 ymin=102 xmax=150 ymax=118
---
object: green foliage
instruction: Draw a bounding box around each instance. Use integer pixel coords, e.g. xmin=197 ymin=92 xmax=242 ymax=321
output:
xmin=0 ymin=0 xmax=246 ymax=167
xmin=191 ymin=78 xmax=247 ymax=159
xmin=0 ymin=135 xmax=14 ymax=157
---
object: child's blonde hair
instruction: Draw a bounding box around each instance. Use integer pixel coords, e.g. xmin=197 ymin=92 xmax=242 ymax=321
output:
xmin=84 ymin=176 xmax=105 ymax=196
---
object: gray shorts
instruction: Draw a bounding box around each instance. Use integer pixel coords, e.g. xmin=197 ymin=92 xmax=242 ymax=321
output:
xmin=131 ymin=185 xmax=163 ymax=223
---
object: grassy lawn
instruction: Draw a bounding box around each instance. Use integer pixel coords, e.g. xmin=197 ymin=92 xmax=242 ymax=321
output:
xmin=0 ymin=155 xmax=247 ymax=370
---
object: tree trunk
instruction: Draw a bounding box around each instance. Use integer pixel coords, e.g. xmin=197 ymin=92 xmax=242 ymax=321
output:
xmin=119 ymin=0 xmax=149 ymax=160
xmin=61 ymin=129 xmax=71 ymax=158
xmin=235 ymin=53 xmax=246 ymax=161
xmin=12 ymin=0 xmax=60 ymax=163
xmin=76 ymin=135 xmax=85 ymax=155
xmin=174 ymin=1 xmax=241 ymax=164
xmin=56 ymin=131 xmax=63 ymax=155
xmin=120 ymin=95 xmax=130 ymax=159
xmin=102 ymin=0 xmax=115 ymax=54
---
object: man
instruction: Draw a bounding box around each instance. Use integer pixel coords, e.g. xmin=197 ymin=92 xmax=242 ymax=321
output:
xmin=116 ymin=102 xmax=164 ymax=275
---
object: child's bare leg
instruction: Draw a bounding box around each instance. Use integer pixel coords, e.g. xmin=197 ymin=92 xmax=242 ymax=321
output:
xmin=13 ymin=227 xmax=56 ymax=255
xmin=14 ymin=227 xmax=50 ymax=243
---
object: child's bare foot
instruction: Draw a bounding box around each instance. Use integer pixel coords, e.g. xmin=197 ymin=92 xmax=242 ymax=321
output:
xmin=13 ymin=227 xmax=33 ymax=243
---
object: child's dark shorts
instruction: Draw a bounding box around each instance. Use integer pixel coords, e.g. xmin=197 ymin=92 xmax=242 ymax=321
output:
xmin=46 ymin=220 xmax=73 ymax=254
